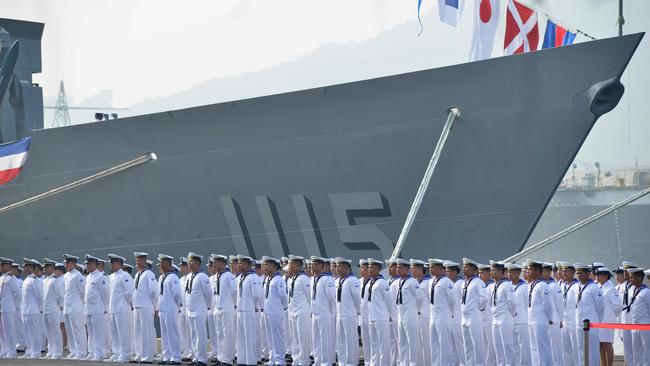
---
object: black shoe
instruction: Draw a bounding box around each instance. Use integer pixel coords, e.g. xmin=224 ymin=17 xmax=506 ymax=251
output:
xmin=195 ymin=362 xmax=207 ymax=366
xmin=129 ymin=361 xmax=140 ymax=364
xmin=167 ymin=362 xmax=181 ymax=365
xmin=141 ymin=362 xmax=153 ymax=364
xmin=156 ymin=361 xmax=168 ymax=365
xmin=182 ymin=357 xmax=192 ymax=362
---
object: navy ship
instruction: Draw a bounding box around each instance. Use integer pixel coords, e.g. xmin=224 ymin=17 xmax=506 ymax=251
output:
xmin=0 ymin=18 xmax=644 ymax=264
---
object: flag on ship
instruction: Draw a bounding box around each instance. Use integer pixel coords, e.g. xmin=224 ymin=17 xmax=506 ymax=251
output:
xmin=0 ymin=136 xmax=31 ymax=185
xmin=504 ymin=0 xmax=539 ymax=55
xmin=542 ymin=19 xmax=577 ymax=49
xmin=438 ymin=0 xmax=465 ymax=27
xmin=469 ymin=0 xmax=501 ymax=61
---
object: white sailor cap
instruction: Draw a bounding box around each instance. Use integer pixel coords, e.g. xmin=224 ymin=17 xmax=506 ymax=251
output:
xmin=76 ymin=263 xmax=86 ymax=271
xmin=310 ymin=256 xmax=328 ymax=263
xmin=254 ymin=260 xmax=262 ymax=266
xmin=333 ymin=257 xmax=351 ymax=264
xmin=614 ymin=266 xmax=625 ymax=274
xmin=179 ymin=257 xmax=188 ymax=265
xmin=158 ymin=254 xmax=174 ymax=262
xmin=574 ymin=263 xmax=591 ymax=272
xmin=11 ymin=262 xmax=19 ymax=268
xmin=172 ymin=264 xmax=180 ymax=272
xmin=329 ymin=258 xmax=336 ymax=264
xmin=542 ymin=262 xmax=555 ymax=269
xmin=443 ymin=260 xmax=460 ymax=268
xmin=305 ymin=259 xmax=312 ymax=265
xmin=211 ymin=254 xmax=228 ymax=262
xmin=505 ymin=263 xmax=522 ymax=270
xmin=108 ymin=254 xmax=126 ymax=263
xmin=122 ymin=263 xmax=133 ymax=270
xmin=288 ymin=255 xmax=305 ymax=262
xmin=367 ymin=258 xmax=383 ymax=266
xmin=280 ymin=256 xmax=289 ymax=262
xmin=592 ymin=262 xmax=605 ymax=269
xmin=262 ymin=256 xmax=281 ymax=264
xmin=54 ymin=262 xmax=65 ymax=269
xmin=462 ymin=258 xmax=479 ymax=267
xmin=489 ymin=260 xmax=506 ymax=268
xmin=595 ymin=267 xmax=611 ymax=275
xmin=133 ymin=252 xmax=149 ymax=258
xmin=85 ymin=254 xmax=100 ymax=263
xmin=97 ymin=258 xmax=106 ymax=264
xmin=428 ymin=258 xmax=445 ymax=265
xmin=627 ymin=267 xmax=645 ymax=275
xmin=410 ymin=259 xmax=426 ymax=266
xmin=187 ymin=252 xmax=203 ymax=262
xmin=359 ymin=259 xmax=369 ymax=266
xmin=63 ymin=254 xmax=79 ymax=262
xmin=395 ymin=258 xmax=410 ymax=266
xmin=478 ymin=263 xmax=491 ymax=271
xmin=385 ymin=258 xmax=397 ymax=265
xmin=23 ymin=258 xmax=41 ymax=267
xmin=524 ymin=260 xmax=543 ymax=268
xmin=644 ymin=269 xmax=650 ymax=276
xmin=146 ymin=259 xmax=153 ymax=266
xmin=229 ymin=255 xmax=238 ymax=262
xmin=0 ymin=256 xmax=13 ymax=264
xmin=560 ymin=262 xmax=575 ymax=270
xmin=622 ymin=261 xmax=638 ymax=269
xmin=42 ymin=258 xmax=57 ymax=265
xmin=236 ymin=254 xmax=253 ymax=262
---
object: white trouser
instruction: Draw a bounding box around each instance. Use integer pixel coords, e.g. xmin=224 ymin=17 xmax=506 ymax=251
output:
xmin=188 ymin=312 xmax=208 ymax=363
xmin=1 ymin=312 xmax=17 ymax=358
xmin=133 ymin=307 xmax=155 ymax=362
xmin=37 ymin=314 xmax=46 ymax=353
xmin=492 ymin=322 xmax=514 ymax=366
xmin=103 ymin=313 xmax=111 ymax=357
xmin=529 ymin=324 xmax=552 ymax=366
xmin=337 ymin=315 xmax=358 ymax=366
xmin=575 ymin=326 xmax=599 ymax=366
xmin=462 ymin=319 xmax=486 ymax=366
xmin=215 ymin=307 xmax=235 ymax=363
xmin=360 ymin=316 xmax=371 ymax=366
xmin=179 ymin=311 xmax=191 ymax=358
xmin=86 ymin=313 xmax=106 ymax=359
xmin=632 ymin=328 xmax=650 ymax=366
xmin=289 ymin=312 xmax=311 ymax=366
xmin=64 ymin=311 xmax=86 ymax=356
xmin=21 ymin=313 xmax=43 ymax=358
xmin=207 ymin=311 xmax=218 ymax=358
xmin=110 ymin=311 xmax=132 ymax=361
xmin=433 ymin=322 xmax=453 ymax=366
xmin=389 ymin=319 xmax=398 ymax=365
xmin=450 ymin=321 xmax=465 ymax=365
xmin=368 ymin=319 xmax=390 ymax=366
xmin=259 ymin=311 xmax=268 ymax=359
xmin=513 ymin=323 xmax=531 ymax=366
xmin=44 ymin=313 xmax=63 ymax=358
xmin=264 ymin=312 xmax=286 ymax=365
xmin=284 ymin=310 xmax=291 ymax=355
xmin=483 ymin=319 xmax=496 ymax=365
xmin=623 ymin=328 xmax=634 ymax=365
xmin=312 ymin=313 xmax=335 ymax=365
xmin=419 ymin=315 xmax=431 ymax=366
xmin=159 ymin=311 xmax=181 ymax=363
xmin=549 ymin=321 xmax=564 ymax=366
xmin=237 ymin=311 xmax=259 ymax=365
xmin=397 ymin=313 xmax=421 ymax=366
xmin=14 ymin=312 xmax=24 ymax=350
xmin=561 ymin=322 xmax=578 ymax=366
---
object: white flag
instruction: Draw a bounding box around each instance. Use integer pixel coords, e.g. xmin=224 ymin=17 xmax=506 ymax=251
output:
xmin=469 ymin=0 xmax=501 ymax=61
xmin=438 ymin=0 xmax=466 ymax=27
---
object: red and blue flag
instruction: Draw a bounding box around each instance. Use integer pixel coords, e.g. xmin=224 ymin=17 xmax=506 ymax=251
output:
xmin=542 ymin=19 xmax=576 ymax=49
xmin=0 ymin=136 xmax=31 ymax=185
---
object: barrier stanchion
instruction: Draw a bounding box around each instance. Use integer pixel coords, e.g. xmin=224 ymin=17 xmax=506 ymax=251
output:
xmin=583 ymin=319 xmax=590 ymax=366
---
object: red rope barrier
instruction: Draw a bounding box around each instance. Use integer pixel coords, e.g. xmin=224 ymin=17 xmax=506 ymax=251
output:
xmin=590 ymin=322 xmax=650 ymax=331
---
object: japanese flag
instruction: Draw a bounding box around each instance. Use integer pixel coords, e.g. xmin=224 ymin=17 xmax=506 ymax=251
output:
xmin=469 ymin=0 xmax=501 ymax=61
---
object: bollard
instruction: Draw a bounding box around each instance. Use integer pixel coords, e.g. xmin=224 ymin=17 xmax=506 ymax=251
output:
xmin=583 ymin=319 xmax=590 ymax=366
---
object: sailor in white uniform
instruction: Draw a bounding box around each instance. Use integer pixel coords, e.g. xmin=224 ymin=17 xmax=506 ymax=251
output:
xmin=506 ymin=262 xmax=531 ymax=366
xmin=542 ymin=262 xmax=565 ymax=366
xmin=0 ymin=257 xmax=21 ymax=359
xmin=574 ymin=263 xmax=604 ymax=366
xmin=185 ymin=252 xmax=212 ymax=366
xmin=385 ymin=259 xmax=400 ymax=366
xmin=460 ymin=258 xmax=488 ymax=366
xmin=206 ymin=256 xmax=219 ymax=362
xmin=478 ymin=263 xmax=496 ymax=366
xmin=18 ymin=258 xmax=44 ymax=360
xmin=620 ymin=260 xmax=638 ymax=365
xmin=595 ymin=267 xmax=622 ymax=366
xmin=392 ymin=258 xmax=421 ymax=366
xmin=178 ymin=257 xmax=192 ymax=361
xmin=332 ymin=257 xmax=359 ymax=366
xmin=524 ymin=260 xmax=553 ymax=366
xmin=157 ymin=254 xmax=183 ymax=365
xmin=410 ymin=259 xmax=432 ymax=366
xmin=96 ymin=258 xmax=112 ymax=359
xmin=366 ymin=258 xmax=393 ymax=366
xmin=261 ymin=256 xmax=288 ymax=366
xmin=61 ymin=254 xmax=86 ymax=360
xmin=287 ymin=255 xmax=311 ymax=366
xmin=235 ymin=255 xmax=264 ymax=366
xmin=211 ymin=254 xmax=236 ymax=366
xmin=41 ymin=259 xmax=64 ymax=360
xmin=358 ymin=259 xmax=371 ymax=366
xmin=559 ymin=262 xmax=579 ymax=366
xmin=131 ymin=252 xmax=158 ymax=363
xmin=104 ymin=254 xmax=133 ymax=363
xmin=444 ymin=260 xmax=466 ymax=365
xmin=309 ymin=256 xmax=336 ymax=366
xmin=82 ymin=255 xmax=109 ymax=361
xmin=11 ymin=263 xmax=26 ymax=355
xmin=625 ymin=267 xmax=650 ymax=365
xmin=489 ymin=260 xmax=515 ymax=366
xmin=427 ymin=258 xmax=454 ymax=366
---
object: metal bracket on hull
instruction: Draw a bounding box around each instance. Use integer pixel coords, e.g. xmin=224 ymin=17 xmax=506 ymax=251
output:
xmin=0 ymin=152 xmax=157 ymax=214
xmin=390 ymin=107 xmax=460 ymax=260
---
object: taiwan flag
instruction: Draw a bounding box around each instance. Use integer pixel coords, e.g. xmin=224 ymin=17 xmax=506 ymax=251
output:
xmin=0 ymin=136 xmax=31 ymax=185
xmin=542 ymin=19 xmax=577 ymax=49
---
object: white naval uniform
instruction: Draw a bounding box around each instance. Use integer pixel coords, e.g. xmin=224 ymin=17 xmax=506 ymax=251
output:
xmin=335 ymin=273 xmax=360 ymax=366
xmin=63 ymin=268 xmax=86 ymax=358
xmin=599 ymin=280 xmax=622 ymax=343
xmin=627 ymin=284 xmax=650 ymax=365
xmin=546 ymin=279 xmax=565 ymax=366
xmin=396 ymin=275 xmax=421 ymax=366
xmin=208 ymin=273 xmax=219 ymax=360
xmin=259 ymin=274 xmax=269 ymax=361
xmin=561 ymin=279 xmax=579 ymax=366
xmin=214 ymin=269 xmax=236 ymax=364
xmin=20 ymin=273 xmax=44 ymax=359
xmin=108 ymin=268 xmax=133 ymax=362
xmin=528 ymin=278 xmax=553 ymax=366
xmin=491 ymin=278 xmax=515 ymax=366
xmin=429 ymin=274 xmax=456 ymax=366
xmin=179 ymin=273 xmax=192 ymax=359
xmin=282 ymin=274 xmax=291 ymax=357
xmin=14 ymin=277 xmax=24 ymax=353
xmin=84 ymin=269 xmax=109 ymax=360
xmin=367 ymin=275 xmax=393 ymax=366
xmin=416 ymin=276 xmax=432 ymax=366
xmin=158 ymin=271 xmax=183 ymax=363
xmin=311 ymin=272 xmax=336 ymax=365
xmin=102 ymin=273 xmax=112 ymax=358
xmin=0 ymin=272 xmax=21 ymax=358
xmin=511 ymin=280 xmax=531 ymax=366
xmin=359 ymin=277 xmax=372 ymax=366
xmin=133 ymin=268 xmax=158 ymax=362
xmin=387 ymin=277 xmax=400 ymax=365
xmin=236 ymin=270 xmax=264 ymax=365
xmin=451 ymin=279 xmax=466 ymax=365
xmin=482 ymin=280 xmax=496 ymax=366
xmin=620 ymin=280 xmax=635 ymax=365
xmin=288 ymin=272 xmax=311 ymax=366
xmin=186 ymin=270 xmax=212 ymax=364
xmin=43 ymin=274 xmax=64 ymax=359
xmin=461 ymin=276 xmax=488 ymax=366
xmin=575 ymin=280 xmax=603 ymax=366
xmin=263 ymin=272 xmax=288 ymax=365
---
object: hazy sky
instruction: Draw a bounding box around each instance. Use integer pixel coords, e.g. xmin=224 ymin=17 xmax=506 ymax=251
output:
xmin=3 ymin=0 xmax=649 ymax=170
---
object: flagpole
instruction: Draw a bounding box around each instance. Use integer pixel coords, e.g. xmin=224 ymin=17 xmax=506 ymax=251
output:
xmin=617 ymin=0 xmax=625 ymax=36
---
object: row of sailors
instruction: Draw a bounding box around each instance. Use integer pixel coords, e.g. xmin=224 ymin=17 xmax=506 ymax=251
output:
xmin=1 ymin=253 xmax=649 ymax=366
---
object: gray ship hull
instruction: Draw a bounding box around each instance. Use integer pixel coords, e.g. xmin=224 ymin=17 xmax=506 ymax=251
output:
xmin=0 ymin=33 xmax=644 ymax=264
